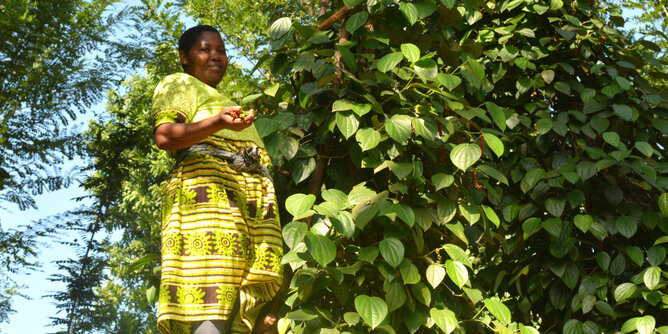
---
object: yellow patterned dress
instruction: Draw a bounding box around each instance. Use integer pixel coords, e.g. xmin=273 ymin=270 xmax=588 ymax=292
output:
xmin=152 ymin=73 xmax=283 ymax=334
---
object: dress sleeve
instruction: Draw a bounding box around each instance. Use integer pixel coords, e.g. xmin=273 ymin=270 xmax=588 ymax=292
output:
xmin=151 ymin=74 xmax=197 ymax=132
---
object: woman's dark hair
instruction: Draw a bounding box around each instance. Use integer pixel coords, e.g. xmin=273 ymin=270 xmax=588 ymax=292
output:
xmin=178 ymin=25 xmax=221 ymax=70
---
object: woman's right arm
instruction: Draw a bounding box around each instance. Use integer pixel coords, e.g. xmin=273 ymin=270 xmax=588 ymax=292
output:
xmin=154 ymin=106 xmax=255 ymax=151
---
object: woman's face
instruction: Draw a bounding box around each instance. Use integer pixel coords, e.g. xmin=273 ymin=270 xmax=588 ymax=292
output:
xmin=180 ymin=31 xmax=228 ymax=87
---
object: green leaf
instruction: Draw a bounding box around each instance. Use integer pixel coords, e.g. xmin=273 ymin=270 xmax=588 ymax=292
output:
xmin=519 ymin=324 xmax=541 ymax=334
xmin=414 ymin=58 xmax=438 ymax=80
xmin=359 ymin=246 xmax=379 ymax=263
xmin=602 ymin=131 xmax=621 ymax=147
xmin=413 ymin=117 xmax=438 ymax=142
xmin=278 ymin=135 xmax=299 ymax=160
xmin=554 ymin=81 xmax=571 ymax=95
xmin=613 ymin=104 xmax=634 ymax=121
xmin=354 ymin=295 xmax=388 ymax=330
xmin=305 ymin=233 xmax=336 ymax=267
xmin=379 ymin=237 xmax=404 ymax=268
xmin=146 ymin=285 xmax=157 ymax=304
xmin=445 ymin=260 xmax=468 ymax=288
xmin=333 ymin=211 xmax=356 ymax=238
xmin=431 ymin=173 xmax=454 ymax=190
xmin=484 ymin=297 xmax=511 ymax=324
xmin=483 ymin=133 xmax=504 ymax=157
xmin=343 ymin=0 xmax=365 ymax=6
xmin=521 ymin=168 xmax=545 ymax=193
xmin=545 ymin=198 xmax=565 ymax=217
xmin=292 ymin=158 xmax=316 ymax=184
xmin=429 ymin=308 xmax=458 ymax=334
xmin=563 ymin=319 xmax=583 ymax=334
xmin=386 ymin=161 xmax=413 ymax=179
xmin=616 ymin=216 xmax=638 ymax=238
xmin=477 ymin=165 xmax=509 ymax=185
xmin=635 ymin=141 xmax=653 ymax=157
xmin=574 ymin=214 xmax=593 ymax=232
xmin=482 ymin=205 xmax=500 ymax=227
xmin=377 ymin=52 xmax=403 ymax=73
xmin=385 ymin=280 xmax=406 ymax=312
xmin=458 ymin=203 xmax=481 ymax=225
xmin=393 ymin=203 xmax=415 ymax=227
xmin=450 ymin=143 xmax=482 ymax=171
xmin=400 ymin=43 xmax=420 ymax=63
xmin=626 ymin=246 xmax=644 ymax=267
xmin=282 ymin=221 xmax=308 ymax=249
xmin=255 ymin=118 xmax=280 ymax=138
xmin=385 ymin=115 xmax=412 ymax=143
xmin=399 ymin=2 xmax=419 ymax=25
xmin=485 ymin=102 xmax=507 ymax=131
xmin=426 ymin=264 xmax=446 ymax=289
xmin=541 ymin=69 xmax=555 ymax=84
xmin=542 ymin=218 xmax=562 ymax=237
xmin=269 ymin=17 xmax=292 ymax=50
xmin=576 ymin=161 xmax=597 ymax=181
xmin=399 ymin=260 xmax=421 ymax=284
xmin=596 ymin=252 xmax=610 ymax=271
xmin=343 ymin=312 xmax=360 ymax=326
xmin=442 ymin=244 xmax=472 ymax=268
xmin=517 ymin=77 xmax=532 ymax=94
xmin=522 ymin=218 xmax=542 ymax=238
xmin=643 ymin=267 xmax=661 ymax=290
xmin=536 ymin=118 xmax=553 ymax=134
xmin=613 ymin=282 xmax=636 ymax=303
xmin=414 ymin=0 xmax=437 ymax=18
xmin=438 ymin=199 xmax=457 ymax=224
xmin=351 ymin=191 xmax=385 ymax=229
xmin=336 ymin=111 xmax=359 ymax=139
xmin=438 ymin=74 xmax=462 ymax=90
xmin=285 ymin=193 xmax=316 ymax=219
xmin=637 ymin=316 xmax=656 ymax=334
xmin=647 ymin=247 xmax=666 ymax=266
xmin=345 ymin=11 xmax=368 ymax=34
xmin=356 ymin=128 xmax=382 ymax=151
xmin=411 ymin=282 xmax=432 ymax=306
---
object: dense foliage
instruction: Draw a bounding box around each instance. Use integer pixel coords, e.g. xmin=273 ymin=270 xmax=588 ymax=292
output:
xmin=253 ymin=0 xmax=668 ymax=333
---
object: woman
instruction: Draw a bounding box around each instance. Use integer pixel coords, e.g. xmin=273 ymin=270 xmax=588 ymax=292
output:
xmin=152 ymin=25 xmax=282 ymax=334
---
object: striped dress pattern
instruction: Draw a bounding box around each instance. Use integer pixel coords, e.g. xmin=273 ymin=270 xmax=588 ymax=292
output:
xmin=152 ymin=73 xmax=283 ymax=334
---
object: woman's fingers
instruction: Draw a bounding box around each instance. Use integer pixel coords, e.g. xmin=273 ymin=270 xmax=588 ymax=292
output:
xmin=243 ymin=109 xmax=255 ymax=122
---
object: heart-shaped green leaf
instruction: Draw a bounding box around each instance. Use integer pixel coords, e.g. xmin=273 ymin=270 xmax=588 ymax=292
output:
xmin=429 ymin=307 xmax=458 ymax=334
xmin=400 ymin=43 xmax=420 ymax=63
xmin=379 ymin=237 xmax=404 ymax=268
xmin=304 ymin=233 xmax=336 ymax=267
xmin=450 ymin=143 xmax=482 ymax=171
xmin=426 ymin=264 xmax=446 ymax=289
xmin=285 ymin=193 xmax=316 ymax=219
xmin=354 ymin=295 xmax=388 ymax=329
xmin=282 ymin=221 xmax=308 ymax=249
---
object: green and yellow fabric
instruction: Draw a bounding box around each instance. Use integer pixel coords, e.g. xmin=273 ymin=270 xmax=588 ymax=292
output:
xmin=152 ymin=73 xmax=282 ymax=334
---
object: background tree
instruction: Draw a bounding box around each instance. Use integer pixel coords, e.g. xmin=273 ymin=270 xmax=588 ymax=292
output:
xmin=0 ymin=0 xmax=126 ymax=323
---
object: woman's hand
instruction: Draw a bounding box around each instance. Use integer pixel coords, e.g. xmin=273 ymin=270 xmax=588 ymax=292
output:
xmin=154 ymin=106 xmax=256 ymax=151
xmin=219 ymin=106 xmax=255 ymax=132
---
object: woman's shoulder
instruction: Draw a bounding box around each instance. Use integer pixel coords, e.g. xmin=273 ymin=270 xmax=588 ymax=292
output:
xmin=156 ymin=72 xmax=199 ymax=88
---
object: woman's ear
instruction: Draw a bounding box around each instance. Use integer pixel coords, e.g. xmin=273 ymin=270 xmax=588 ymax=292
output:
xmin=179 ymin=50 xmax=188 ymax=68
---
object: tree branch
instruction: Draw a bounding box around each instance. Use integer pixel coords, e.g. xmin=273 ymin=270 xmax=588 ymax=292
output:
xmin=317 ymin=6 xmax=351 ymax=31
